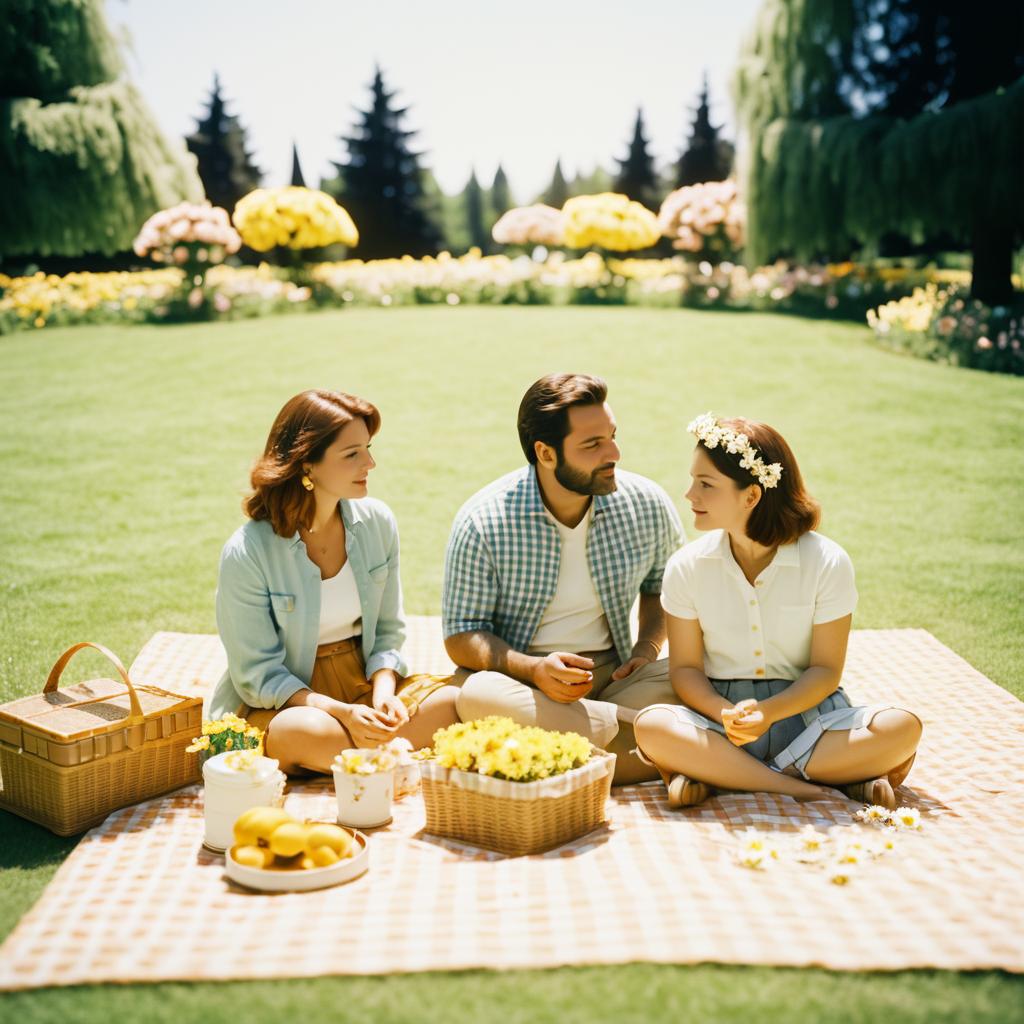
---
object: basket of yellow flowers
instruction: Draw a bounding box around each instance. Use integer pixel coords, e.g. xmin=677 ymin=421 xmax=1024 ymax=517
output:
xmin=419 ymin=717 xmax=615 ymax=856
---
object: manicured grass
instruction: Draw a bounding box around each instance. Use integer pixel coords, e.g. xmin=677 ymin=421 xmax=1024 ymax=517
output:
xmin=1 ymin=307 xmax=1022 ymax=1020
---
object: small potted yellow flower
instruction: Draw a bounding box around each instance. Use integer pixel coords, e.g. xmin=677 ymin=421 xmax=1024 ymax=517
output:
xmin=418 ymin=716 xmax=616 ymax=855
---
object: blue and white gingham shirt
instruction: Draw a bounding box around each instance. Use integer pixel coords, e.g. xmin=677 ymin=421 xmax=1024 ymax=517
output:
xmin=442 ymin=466 xmax=684 ymax=664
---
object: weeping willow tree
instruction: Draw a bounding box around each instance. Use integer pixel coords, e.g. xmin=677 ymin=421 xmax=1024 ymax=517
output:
xmin=734 ymin=0 xmax=1024 ymax=304
xmin=0 ymin=0 xmax=203 ymax=262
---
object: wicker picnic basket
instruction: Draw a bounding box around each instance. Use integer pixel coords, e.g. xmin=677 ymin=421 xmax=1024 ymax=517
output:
xmin=419 ymin=747 xmax=616 ymax=856
xmin=0 ymin=642 xmax=203 ymax=836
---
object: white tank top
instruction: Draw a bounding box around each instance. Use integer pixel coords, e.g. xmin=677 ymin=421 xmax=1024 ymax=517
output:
xmin=318 ymin=560 xmax=362 ymax=644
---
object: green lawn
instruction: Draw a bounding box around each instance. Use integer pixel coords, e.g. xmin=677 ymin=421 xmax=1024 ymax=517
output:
xmin=2 ymin=307 xmax=1022 ymax=1021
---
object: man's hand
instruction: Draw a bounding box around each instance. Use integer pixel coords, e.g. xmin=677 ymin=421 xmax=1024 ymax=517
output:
xmin=611 ymin=655 xmax=654 ymax=681
xmin=531 ymin=652 xmax=595 ymax=703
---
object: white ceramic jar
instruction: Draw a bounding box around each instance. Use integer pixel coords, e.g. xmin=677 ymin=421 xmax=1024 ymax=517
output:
xmin=202 ymin=751 xmax=286 ymax=852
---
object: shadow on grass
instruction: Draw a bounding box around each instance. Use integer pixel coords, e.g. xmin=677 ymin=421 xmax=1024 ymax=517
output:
xmin=0 ymin=812 xmax=79 ymax=871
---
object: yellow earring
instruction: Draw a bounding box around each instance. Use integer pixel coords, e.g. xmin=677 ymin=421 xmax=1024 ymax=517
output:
xmin=301 ymin=474 xmax=314 ymax=492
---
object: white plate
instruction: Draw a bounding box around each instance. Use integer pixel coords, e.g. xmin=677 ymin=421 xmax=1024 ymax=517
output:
xmin=224 ymin=827 xmax=369 ymax=892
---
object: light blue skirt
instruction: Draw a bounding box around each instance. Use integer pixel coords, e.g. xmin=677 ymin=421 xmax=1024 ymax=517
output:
xmin=649 ymin=679 xmax=890 ymax=779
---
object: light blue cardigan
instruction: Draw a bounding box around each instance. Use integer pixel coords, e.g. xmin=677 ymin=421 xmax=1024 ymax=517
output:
xmin=207 ymin=497 xmax=408 ymax=719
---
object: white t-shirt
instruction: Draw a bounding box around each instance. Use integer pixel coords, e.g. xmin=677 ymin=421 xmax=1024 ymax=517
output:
xmin=318 ymin=560 xmax=363 ymax=644
xmin=530 ymin=506 xmax=614 ymax=654
xmin=660 ymin=529 xmax=857 ymax=681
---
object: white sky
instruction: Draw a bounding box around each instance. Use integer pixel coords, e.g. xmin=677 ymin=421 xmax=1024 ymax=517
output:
xmin=108 ymin=0 xmax=763 ymax=200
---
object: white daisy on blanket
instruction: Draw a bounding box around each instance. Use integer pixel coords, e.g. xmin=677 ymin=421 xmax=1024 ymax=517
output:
xmin=828 ymin=862 xmax=857 ymax=885
xmin=793 ymin=826 xmax=829 ymax=862
xmin=736 ymin=829 xmax=780 ymax=869
xmin=890 ymin=806 xmax=923 ymax=830
xmin=855 ymin=804 xmax=891 ymax=824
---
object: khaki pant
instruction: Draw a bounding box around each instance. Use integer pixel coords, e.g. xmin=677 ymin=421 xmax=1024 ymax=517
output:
xmin=453 ymin=651 xmax=683 ymax=784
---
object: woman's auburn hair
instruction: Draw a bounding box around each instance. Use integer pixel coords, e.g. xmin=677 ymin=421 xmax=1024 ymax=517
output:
xmin=244 ymin=389 xmax=380 ymax=537
xmin=701 ymin=417 xmax=821 ymax=547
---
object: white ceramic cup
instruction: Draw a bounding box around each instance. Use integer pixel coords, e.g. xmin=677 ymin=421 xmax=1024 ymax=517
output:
xmin=333 ymin=759 xmax=394 ymax=828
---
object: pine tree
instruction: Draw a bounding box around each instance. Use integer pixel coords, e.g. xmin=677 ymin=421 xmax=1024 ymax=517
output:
xmin=461 ymin=169 xmax=489 ymax=254
xmin=542 ymin=159 xmax=569 ymax=209
xmin=734 ymin=0 xmax=1024 ymax=303
xmin=185 ymin=74 xmax=262 ymax=213
xmin=330 ymin=66 xmax=442 ymax=259
xmin=289 ymin=142 xmax=305 ymax=187
xmin=675 ymin=75 xmax=734 ymax=186
xmin=0 ymin=0 xmax=202 ymax=262
xmin=613 ymin=108 xmax=660 ymax=211
xmin=490 ymin=164 xmax=512 ymax=218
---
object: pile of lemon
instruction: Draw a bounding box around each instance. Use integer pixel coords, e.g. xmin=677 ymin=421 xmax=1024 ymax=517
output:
xmin=230 ymin=807 xmax=355 ymax=870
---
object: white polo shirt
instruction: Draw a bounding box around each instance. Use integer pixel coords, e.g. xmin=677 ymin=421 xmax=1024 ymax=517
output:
xmin=660 ymin=529 xmax=857 ymax=681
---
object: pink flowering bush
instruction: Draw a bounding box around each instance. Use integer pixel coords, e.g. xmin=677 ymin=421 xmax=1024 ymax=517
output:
xmin=658 ymin=180 xmax=744 ymax=262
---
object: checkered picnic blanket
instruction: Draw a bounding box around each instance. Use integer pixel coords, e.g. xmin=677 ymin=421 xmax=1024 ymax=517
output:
xmin=0 ymin=626 xmax=1020 ymax=988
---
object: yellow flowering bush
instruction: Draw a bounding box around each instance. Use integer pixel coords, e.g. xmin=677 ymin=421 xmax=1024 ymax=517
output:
xmin=867 ymin=283 xmax=945 ymax=334
xmin=186 ymin=713 xmax=263 ymax=756
xmin=561 ymin=193 xmax=661 ymax=252
xmin=429 ymin=716 xmax=592 ymax=782
xmin=232 ymin=187 xmax=358 ymax=252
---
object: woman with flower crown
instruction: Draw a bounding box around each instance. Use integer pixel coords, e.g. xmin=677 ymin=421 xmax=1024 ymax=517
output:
xmin=633 ymin=414 xmax=922 ymax=809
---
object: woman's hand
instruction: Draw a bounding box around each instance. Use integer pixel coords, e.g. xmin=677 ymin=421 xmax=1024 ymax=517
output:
xmin=333 ymin=703 xmax=398 ymax=748
xmin=373 ymin=693 xmax=409 ymax=729
xmin=721 ymin=698 xmax=772 ymax=746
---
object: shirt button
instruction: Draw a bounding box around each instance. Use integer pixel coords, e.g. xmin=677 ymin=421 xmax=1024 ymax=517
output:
xmin=754 ymin=649 xmax=762 ymax=656
xmin=749 ymin=599 xmax=756 ymax=607
xmin=752 ymin=624 xmax=759 ymax=631
xmin=755 ymin=668 xmax=765 ymax=676
xmin=755 ymin=580 xmax=764 ymax=587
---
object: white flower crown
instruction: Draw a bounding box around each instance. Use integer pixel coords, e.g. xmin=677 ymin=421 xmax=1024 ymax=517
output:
xmin=687 ymin=412 xmax=783 ymax=490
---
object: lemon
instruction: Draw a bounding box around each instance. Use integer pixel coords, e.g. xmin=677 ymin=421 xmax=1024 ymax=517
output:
xmin=305 ymin=823 xmax=353 ymax=858
xmin=233 ymin=806 xmax=293 ymax=847
xmin=232 ymin=844 xmax=274 ymax=869
xmin=309 ymin=845 xmax=340 ymax=867
xmin=268 ymin=821 xmax=308 ymax=858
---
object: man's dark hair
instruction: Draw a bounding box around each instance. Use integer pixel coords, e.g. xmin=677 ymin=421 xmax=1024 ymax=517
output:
xmin=517 ymin=373 xmax=608 ymax=464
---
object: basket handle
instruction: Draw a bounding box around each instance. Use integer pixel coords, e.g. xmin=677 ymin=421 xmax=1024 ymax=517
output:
xmin=43 ymin=642 xmax=145 ymax=721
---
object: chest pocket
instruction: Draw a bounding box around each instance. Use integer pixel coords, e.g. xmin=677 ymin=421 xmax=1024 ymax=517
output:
xmin=269 ymin=593 xmax=295 ymax=628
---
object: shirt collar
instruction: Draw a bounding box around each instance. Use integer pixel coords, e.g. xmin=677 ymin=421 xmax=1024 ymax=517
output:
xmin=287 ymin=499 xmax=359 ymax=548
xmin=700 ymin=529 xmax=800 ymax=568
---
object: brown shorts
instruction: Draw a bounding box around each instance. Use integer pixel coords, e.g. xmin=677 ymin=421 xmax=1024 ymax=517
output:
xmin=242 ymin=636 xmax=451 ymax=734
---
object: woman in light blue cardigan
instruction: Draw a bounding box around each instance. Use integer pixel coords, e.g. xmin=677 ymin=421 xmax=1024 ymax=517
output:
xmin=209 ymin=389 xmax=459 ymax=775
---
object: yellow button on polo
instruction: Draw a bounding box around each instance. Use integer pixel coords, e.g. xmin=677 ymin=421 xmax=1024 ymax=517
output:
xmin=752 ymin=624 xmax=759 ymax=631
xmin=755 ymin=668 xmax=765 ymax=676
xmin=754 ymin=649 xmax=762 ymax=656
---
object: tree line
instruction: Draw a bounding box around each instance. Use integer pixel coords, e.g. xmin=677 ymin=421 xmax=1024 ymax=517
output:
xmin=186 ymin=66 xmax=732 ymax=260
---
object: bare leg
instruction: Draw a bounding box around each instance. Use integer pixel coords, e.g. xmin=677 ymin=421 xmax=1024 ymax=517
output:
xmin=804 ymin=709 xmax=922 ymax=786
xmin=633 ymin=708 xmax=831 ymax=801
xmin=264 ymin=706 xmax=352 ymax=775
xmin=394 ymin=685 xmax=460 ymax=749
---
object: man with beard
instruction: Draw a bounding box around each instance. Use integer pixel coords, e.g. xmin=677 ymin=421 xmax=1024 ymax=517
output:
xmin=442 ymin=373 xmax=685 ymax=784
